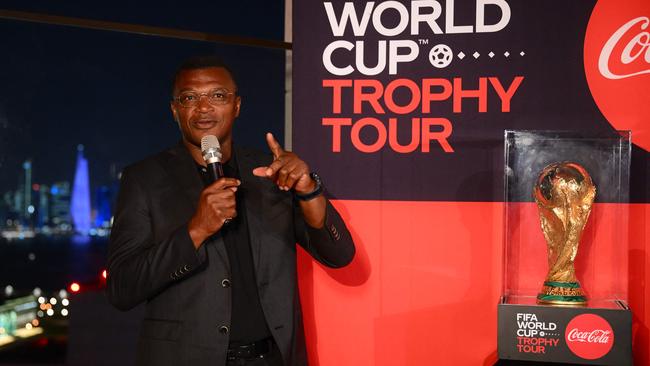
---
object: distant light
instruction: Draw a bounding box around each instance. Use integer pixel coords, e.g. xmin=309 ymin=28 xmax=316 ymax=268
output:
xmin=102 ymin=270 xmax=107 ymax=279
xmin=4 ymin=285 xmax=13 ymax=297
xmin=28 ymin=253 xmax=36 ymax=261
xmin=61 ymin=309 xmax=69 ymax=317
xmin=46 ymin=309 xmax=54 ymax=316
xmin=38 ymin=296 xmax=46 ymax=304
xmin=32 ymin=184 xmax=40 ymax=191
xmin=32 ymin=319 xmax=40 ymax=327
xmin=70 ymin=283 xmax=80 ymax=293
xmin=27 ymin=205 xmax=35 ymax=214
xmin=59 ymin=289 xmax=68 ymax=299
xmin=49 ymin=297 xmax=57 ymax=305
xmin=51 ymin=186 xmax=59 ymax=195
xmin=26 ymin=323 xmax=33 ymax=330
xmin=23 ymin=161 xmax=31 ymax=169
xmin=37 ymin=311 xmax=44 ymax=317
xmin=61 ymin=298 xmax=69 ymax=307
xmin=33 ymin=288 xmax=42 ymax=297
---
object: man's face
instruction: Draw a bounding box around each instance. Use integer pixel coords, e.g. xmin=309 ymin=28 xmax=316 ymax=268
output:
xmin=170 ymin=67 xmax=241 ymax=149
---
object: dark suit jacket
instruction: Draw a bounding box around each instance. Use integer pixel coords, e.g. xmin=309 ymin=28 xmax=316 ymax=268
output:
xmin=106 ymin=143 xmax=355 ymax=366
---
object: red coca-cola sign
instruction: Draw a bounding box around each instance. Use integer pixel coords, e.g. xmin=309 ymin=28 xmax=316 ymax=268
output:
xmin=584 ymin=0 xmax=650 ymax=152
xmin=565 ymin=314 xmax=614 ymax=360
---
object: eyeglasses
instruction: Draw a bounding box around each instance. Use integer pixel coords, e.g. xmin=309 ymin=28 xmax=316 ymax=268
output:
xmin=174 ymin=88 xmax=236 ymax=107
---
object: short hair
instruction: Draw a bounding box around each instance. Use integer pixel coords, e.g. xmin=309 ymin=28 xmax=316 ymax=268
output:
xmin=171 ymin=55 xmax=238 ymax=96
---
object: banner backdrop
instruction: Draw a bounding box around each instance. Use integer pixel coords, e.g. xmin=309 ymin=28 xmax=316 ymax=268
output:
xmin=293 ymin=0 xmax=649 ymax=364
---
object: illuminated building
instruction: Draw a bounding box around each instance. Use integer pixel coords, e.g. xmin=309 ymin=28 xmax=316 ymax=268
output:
xmin=50 ymin=182 xmax=71 ymax=229
xmin=94 ymin=186 xmax=112 ymax=229
xmin=37 ymin=184 xmax=49 ymax=227
xmin=22 ymin=160 xmax=32 ymax=221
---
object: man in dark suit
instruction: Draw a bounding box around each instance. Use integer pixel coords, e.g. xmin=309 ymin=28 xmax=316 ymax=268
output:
xmin=106 ymin=56 xmax=355 ymax=366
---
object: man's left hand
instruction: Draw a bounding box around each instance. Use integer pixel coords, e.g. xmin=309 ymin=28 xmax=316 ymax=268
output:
xmin=252 ymin=133 xmax=316 ymax=193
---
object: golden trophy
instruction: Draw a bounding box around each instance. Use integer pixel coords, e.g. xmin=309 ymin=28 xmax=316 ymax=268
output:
xmin=533 ymin=162 xmax=596 ymax=306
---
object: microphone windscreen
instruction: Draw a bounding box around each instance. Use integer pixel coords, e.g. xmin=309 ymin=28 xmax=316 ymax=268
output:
xmin=201 ymin=135 xmax=220 ymax=153
xmin=201 ymin=135 xmax=222 ymax=164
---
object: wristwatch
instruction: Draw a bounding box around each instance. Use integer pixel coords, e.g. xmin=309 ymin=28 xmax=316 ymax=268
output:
xmin=295 ymin=172 xmax=324 ymax=201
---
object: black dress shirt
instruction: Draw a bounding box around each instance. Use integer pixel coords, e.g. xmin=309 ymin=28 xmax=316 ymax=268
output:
xmin=197 ymin=152 xmax=272 ymax=346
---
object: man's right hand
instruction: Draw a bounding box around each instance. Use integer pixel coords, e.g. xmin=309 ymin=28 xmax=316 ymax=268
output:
xmin=188 ymin=177 xmax=240 ymax=248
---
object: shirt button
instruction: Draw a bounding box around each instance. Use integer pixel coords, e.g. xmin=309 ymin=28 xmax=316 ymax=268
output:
xmin=221 ymin=279 xmax=231 ymax=288
xmin=219 ymin=325 xmax=230 ymax=335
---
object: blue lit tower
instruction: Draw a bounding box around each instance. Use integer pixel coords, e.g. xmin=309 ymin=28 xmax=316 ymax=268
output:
xmin=70 ymin=144 xmax=91 ymax=235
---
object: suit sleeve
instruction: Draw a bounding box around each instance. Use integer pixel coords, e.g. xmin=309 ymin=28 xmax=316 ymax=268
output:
xmin=294 ymin=199 xmax=355 ymax=268
xmin=106 ymin=167 xmax=207 ymax=311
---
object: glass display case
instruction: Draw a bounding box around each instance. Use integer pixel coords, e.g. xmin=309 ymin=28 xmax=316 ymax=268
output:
xmin=502 ymin=130 xmax=631 ymax=308
xmin=497 ymin=130 xmax=632 ymax=365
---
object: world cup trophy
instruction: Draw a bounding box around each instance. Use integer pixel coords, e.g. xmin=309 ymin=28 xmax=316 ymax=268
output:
xmin=533 ymin=162 xmax=596 ymax=306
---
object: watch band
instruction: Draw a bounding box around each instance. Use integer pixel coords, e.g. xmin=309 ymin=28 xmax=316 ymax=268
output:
xmin=295 ymin=172 xmax=324 ymax=201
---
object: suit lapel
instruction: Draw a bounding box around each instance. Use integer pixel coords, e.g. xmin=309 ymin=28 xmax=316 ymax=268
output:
xmin=163 ymin=142 xmax=203 ymax=211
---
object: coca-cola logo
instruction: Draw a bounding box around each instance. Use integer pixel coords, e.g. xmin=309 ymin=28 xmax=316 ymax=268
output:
xmin=584 ymin=0 xmax=650 ymax=152
xmin=598 ymin=16 xmax=650 ymax=80
xmin=565 ymin=314 xmax=614 ymax=360
xmin=567 ymin=328 xmax=612 ymax=343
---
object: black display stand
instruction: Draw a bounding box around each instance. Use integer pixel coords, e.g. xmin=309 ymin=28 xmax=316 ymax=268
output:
xmin=497 ymin=298 xmax=632 ymax=365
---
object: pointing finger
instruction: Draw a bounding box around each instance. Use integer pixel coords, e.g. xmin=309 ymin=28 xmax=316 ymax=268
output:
xmin=266 ymin=132 xmax=284 ymax=158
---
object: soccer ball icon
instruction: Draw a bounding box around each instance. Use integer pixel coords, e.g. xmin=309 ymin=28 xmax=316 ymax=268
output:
xmin=429 ymin=44 xmax=453 ymax=68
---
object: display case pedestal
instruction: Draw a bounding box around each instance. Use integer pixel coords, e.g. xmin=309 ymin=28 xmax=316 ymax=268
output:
xmin=497 ymin=296 xmax=632 ymax=365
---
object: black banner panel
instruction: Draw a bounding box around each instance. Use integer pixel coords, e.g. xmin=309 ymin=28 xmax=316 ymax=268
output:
xmin=293 ymin=0 xmax=649 ymax=202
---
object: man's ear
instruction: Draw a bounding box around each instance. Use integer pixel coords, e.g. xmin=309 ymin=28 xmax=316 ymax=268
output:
xmin=235 ymin=96 xmax=241 ymax=117
xmin=170 ymin=102 xmax=180 ymax=124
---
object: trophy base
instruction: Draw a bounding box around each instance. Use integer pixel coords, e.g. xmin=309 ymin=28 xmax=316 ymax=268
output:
xmin=536 ymin=281 xmax=587 ymax=306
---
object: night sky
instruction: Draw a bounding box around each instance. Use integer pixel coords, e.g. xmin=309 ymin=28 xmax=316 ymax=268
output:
xmin=0 ymin=5 xmax=287 ymax=196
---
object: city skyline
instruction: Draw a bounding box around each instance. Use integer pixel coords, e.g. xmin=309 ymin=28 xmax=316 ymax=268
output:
xmin=1 ymin=144 xmax=116 ymax=238
xmin=0 ymin=142 xmax=123 ymax=201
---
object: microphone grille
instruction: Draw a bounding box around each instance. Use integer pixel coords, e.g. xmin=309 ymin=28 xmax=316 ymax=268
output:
xmin=201 ymin=135 xmax=220 ymax=153
xmin=201 ymin=135 xmax=222 ymax=164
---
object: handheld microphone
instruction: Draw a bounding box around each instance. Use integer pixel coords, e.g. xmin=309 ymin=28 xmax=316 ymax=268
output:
xmin=200 ymin=135 xmax=224 ymax=183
